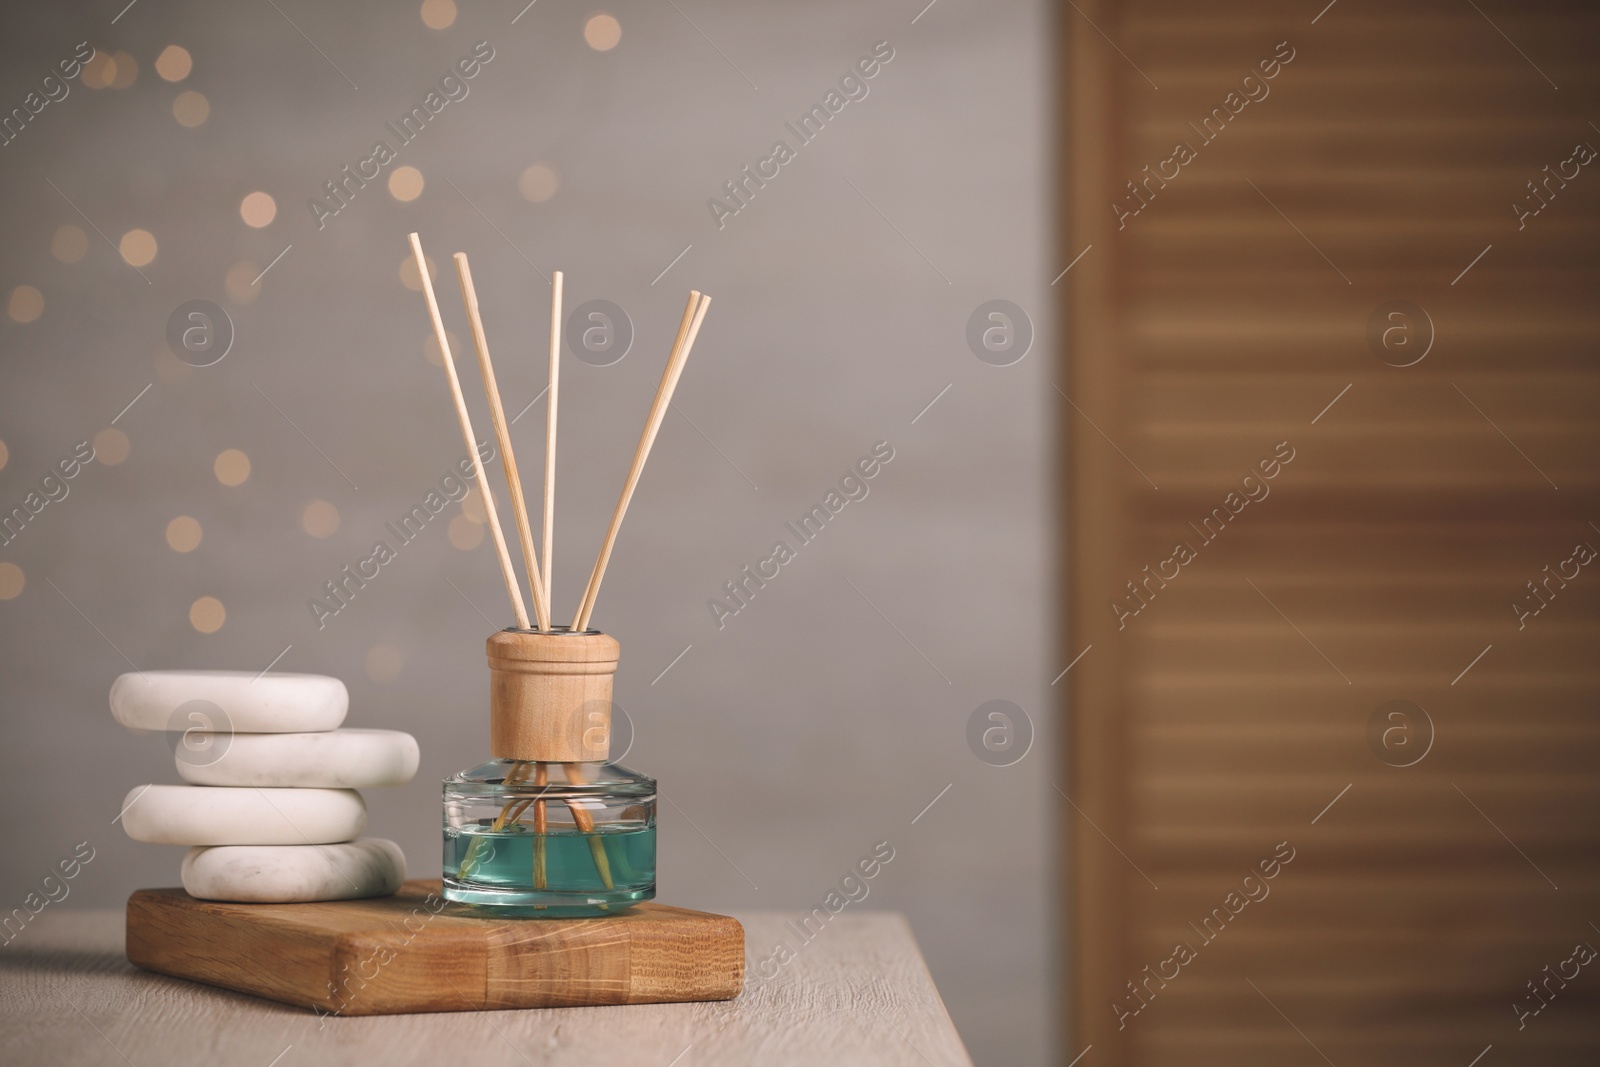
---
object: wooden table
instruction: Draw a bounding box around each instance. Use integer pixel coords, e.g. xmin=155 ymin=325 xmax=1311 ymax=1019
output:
xmin=1 ymin=908 xmax=972 ymax=1066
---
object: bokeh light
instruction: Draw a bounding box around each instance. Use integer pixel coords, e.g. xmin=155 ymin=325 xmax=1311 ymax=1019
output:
xmin=81 ymin=51 xmax=116 ymax=90
xmin=8 ymin=285 xmax=44 ymax=323
xmin=0 ymin=562 xmax=24 ymax=602
xmin=92 ymin=427 xmax=130 ymax=465
xmin=214 ymin=449 xmax=251 ymax=486
xmin=584 ymin=14 xmax=622 ymax=51
xmin=119 ymin=229 xmax=158 ymax=267
xmin=424 ymin=329 xmax=460 ymax=367
xmin=173 ymin=90 xmax=209 ymax=127
xmin=240 ymin=191 xmax=277 ymax=228
xmin=301 ymin=500 xmax=341 ymax=538
xmin=388 ymin=165 xmax=425 ymax=202
xmin=420 ymin=0 xmax=457 ymax=30
xmin=51 ymin=225 xmax=88 ymax=263
xmin=225 ymin=261 xmax=260 ymax=304
xmin=365 ymin=644 xmax=404 ymax=683
xmin=400 ymin=253 xmax=437 ymax=292
xmin=190 ymin=596 xmax=226 ymax=633
xmin=109 ymin=52 xmax=138 ymax=89
xmin=166 ymin=516 xmax=203 ymax=553
xmin=518 ymin=164 xmax=560 ymax=203
xmin=448 ymin=514 xmax=483 ymax=550
xmin=155 ymin=45 xmax=192 ymax=82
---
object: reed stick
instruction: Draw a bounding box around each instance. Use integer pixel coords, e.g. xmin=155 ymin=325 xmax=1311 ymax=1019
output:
xmin=533 ymin=763 xmax=548 ymax=891
xmin=456 ymin=759 xmax=535 ymax=880
xmin=408 ymin=233 xmax=530 ymax=630
xmin=458 ymin=762 xmax=610 ymax=894
xmin=543 ymin=272 xmax=563 ymax=611
xmin=454 ymin=252 xmax=552 ymax=631
xmin=564 ymin=762 xmax=615 ymax=890
xmin=572 ymin=292 xmax=711 ymax=631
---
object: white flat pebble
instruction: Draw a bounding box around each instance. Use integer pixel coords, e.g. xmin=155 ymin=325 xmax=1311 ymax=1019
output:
xmin=120 ymin=785 xmax=366 ymax=846
xmin=110 ymin=671 xmax=348 ymax=734
xmin=176 ymin=729 xmax=420 ymax=788
xmin=181 ymin=839 xmax=406 ymax=903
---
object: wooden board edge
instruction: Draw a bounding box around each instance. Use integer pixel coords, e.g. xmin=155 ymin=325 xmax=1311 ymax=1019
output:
xmin=126 ymin=887 xmax=745 ymax=1015
xmin=126 ymin=888 xmax=344 ymax=1012
xmin=625 ymin=912 xmax=744 ymax=1005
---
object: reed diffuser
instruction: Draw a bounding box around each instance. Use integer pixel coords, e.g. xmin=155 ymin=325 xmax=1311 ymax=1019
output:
xmin=408 ymin=233 xmax=710 ymax=917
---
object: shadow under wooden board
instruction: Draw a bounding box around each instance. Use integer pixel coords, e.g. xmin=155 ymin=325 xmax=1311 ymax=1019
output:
xmin=125 ymin=880 xmax=744 ymax=1015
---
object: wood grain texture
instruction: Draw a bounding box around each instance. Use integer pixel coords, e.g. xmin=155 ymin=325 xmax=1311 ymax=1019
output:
xmin=1061 ymin=1 xmax=1600 ymax=1064
xmin=486 ymin=629 xmax=619 ymax=762
xmin=125 ymin=880 xmax=741 ymax=1014
xmin=3 ymin=906 xmax=971 ymax=1067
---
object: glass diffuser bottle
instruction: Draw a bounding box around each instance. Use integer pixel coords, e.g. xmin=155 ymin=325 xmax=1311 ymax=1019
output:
xmin=443 ymin=627 xmax=655 ymax=916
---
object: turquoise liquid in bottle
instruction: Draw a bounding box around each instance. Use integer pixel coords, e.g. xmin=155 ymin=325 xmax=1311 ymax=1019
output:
xmin=443 ymin=759 xmax=656 ymax=917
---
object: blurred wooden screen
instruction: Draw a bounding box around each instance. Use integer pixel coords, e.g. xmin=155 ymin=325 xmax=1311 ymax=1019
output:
xmin=1059 ymin=1 xmax=1600 ymax=1064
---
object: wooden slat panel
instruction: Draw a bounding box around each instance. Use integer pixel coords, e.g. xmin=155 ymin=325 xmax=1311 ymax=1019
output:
xmin=1062 ymin=1 xmax=1600 ymax=1063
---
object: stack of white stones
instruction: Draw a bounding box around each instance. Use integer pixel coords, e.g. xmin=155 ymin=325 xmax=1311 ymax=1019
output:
xmin=110 ymin=670 xmax=417 ymax=903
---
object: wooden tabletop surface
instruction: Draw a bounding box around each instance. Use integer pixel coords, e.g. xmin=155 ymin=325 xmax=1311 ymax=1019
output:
xmin=1 ymin=907 xmax=972 ymax=1066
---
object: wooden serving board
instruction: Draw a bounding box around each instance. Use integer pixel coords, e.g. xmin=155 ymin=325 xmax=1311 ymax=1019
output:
xmin=125 ymin=880 xmax=744 ymax=1015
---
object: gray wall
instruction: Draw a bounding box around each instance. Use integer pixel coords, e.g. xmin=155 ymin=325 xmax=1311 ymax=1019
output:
xmin=0 ymin=2 xmax=1054 ymax=1062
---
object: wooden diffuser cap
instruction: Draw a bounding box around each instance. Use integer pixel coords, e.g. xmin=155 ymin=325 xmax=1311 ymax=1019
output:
xmin=486 ymin=629 xmax=620 ymax=762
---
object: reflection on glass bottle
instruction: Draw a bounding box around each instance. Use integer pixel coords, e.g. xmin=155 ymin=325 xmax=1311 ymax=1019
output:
xmin=444 ymin=758 xmax=655 ymax=916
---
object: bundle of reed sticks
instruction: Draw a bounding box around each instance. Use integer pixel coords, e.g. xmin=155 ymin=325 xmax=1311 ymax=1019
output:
xmin=407 ymin=231 xmax=710 ymax=637
xmin=407 ymin=233 xmax=710 ymax=896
